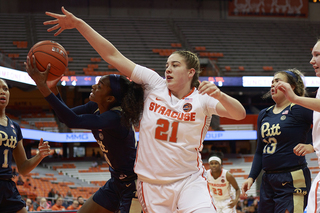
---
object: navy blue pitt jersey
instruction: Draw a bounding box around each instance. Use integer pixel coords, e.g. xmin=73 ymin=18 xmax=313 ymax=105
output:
xmin=0 ymin=117 xmax=22 ymax=179
xmin=249 ymin=104 xmax=313 ymax=179
xmin=45 ymin=93 xmax=137 ymax=180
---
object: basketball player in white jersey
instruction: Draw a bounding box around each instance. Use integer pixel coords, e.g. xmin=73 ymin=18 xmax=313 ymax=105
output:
xmin=44 ymin=7 xmax=246 ymax=213
xmin=273 ymin=39 xmax=320 ymax=213
xmin=207 ymin=152 xmax=240 ymax=213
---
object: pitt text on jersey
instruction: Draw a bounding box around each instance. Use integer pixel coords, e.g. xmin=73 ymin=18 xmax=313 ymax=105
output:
xmin=261 ymin=122 xmax=281 ymax=154
xmin=0 ymin=130 xmax=18 ymax=149
xmin=261 ymin=122 xmax=281 ymax=138
xmin=149 ymin=102 xmax=196 ymax=121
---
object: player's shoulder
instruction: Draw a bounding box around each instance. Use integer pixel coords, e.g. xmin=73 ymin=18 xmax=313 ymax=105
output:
xmin=257 ymin=106 xmax=271 ymax=121
xmin=289 ymin=103 xmax=313 ymax=117
xmin=289 ymin=103 xmax=311 ymax=111
xmin=8 ymin=117 xmax=21 ymax=129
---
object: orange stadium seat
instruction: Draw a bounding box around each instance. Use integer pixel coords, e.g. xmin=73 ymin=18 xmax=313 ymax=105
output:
xmin=238 ymin=66 xmax=245 ymax=71
xmin=225 ymin=66 xmax=231 ymax=72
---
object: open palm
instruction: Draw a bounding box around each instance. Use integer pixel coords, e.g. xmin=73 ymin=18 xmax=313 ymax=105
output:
xmin=44 ymin=6 xmax=79 ymax=36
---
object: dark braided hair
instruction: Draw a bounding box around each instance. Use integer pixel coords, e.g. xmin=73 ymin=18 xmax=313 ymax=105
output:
xmin=117 ymin=76 xmax=144 ymax=127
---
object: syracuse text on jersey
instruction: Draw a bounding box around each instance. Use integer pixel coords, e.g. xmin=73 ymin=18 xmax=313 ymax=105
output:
xmin=149 ymin=102 xmax=196 ymax=121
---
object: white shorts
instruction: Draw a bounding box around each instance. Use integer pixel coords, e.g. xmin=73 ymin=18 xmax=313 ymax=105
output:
xmin=307 ymin=172 xmax=320 ymax=213
xmin=213 ymin=198 xmax=236 ymax=213
xmin=137 ymin=169 xmax=216 ymax=213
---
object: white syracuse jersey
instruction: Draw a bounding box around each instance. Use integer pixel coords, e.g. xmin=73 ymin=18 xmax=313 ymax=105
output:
xmin=131 ymin=65 xmax=219 ymax=184
xmin=313 ymin=88 xmax=320 ymax=167
xmin=207 ymin=169 xmax=232 ymax=201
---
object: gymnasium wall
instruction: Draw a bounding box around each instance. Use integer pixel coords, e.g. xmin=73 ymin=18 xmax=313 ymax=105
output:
xmin=1 ymin=0 xmax=320 ymax=21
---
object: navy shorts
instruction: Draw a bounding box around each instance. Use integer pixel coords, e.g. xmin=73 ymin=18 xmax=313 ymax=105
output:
xmin=93 ymin=176 xmax=136 ymax=213
xmin=0 ymin=179 xmax=25 ymax=213
xmin=259 ymin=166 xmax=311 ymax=213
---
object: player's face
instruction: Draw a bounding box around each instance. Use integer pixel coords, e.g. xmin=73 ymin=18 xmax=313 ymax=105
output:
xmin=165 ymin=53 xmax=193 ymax=95
xmin=209 ymin=160 xmax=221 ymax=172
xmin=89 ymin=76 xmax=111 ymax=103
xmin=310 ymin=41 xmax=320 ymax=78
xmin=271 ymin=73 xmax=288 ymax=102
xmin=0 ymin=79 xmax=9 ymax=108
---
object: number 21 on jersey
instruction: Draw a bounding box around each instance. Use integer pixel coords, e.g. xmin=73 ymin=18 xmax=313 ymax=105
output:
xmin=155 ymin=119 xmax=179 ymax=143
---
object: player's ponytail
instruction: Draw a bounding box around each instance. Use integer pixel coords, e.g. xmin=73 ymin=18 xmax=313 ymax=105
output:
xmin=120 ymin=77 xmax=144 ymax=127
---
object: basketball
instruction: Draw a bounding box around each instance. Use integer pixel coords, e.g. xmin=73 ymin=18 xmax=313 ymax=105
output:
xmin=27 ymin=40 xmax=68 ymax=81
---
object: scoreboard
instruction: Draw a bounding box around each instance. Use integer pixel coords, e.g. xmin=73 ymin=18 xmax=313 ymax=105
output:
xmin=58 ymin=75 xmax=320 ymax=88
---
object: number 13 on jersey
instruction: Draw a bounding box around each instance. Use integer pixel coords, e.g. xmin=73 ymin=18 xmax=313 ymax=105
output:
xmin=155 ymin=118 xmax=179 ymax=143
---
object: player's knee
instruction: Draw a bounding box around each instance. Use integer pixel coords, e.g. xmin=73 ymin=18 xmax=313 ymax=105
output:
xmin=285 ymin=209 xmax=290 ymax=213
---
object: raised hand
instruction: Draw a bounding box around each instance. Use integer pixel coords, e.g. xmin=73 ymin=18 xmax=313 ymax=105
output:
xmin=198 ymin=81 xmax=222 ymax=99
xmin=25 ymin=55 xmax=52 ymax=97
xmin=274 ymin=81 xmax=297 ymax=103
xmin=44 ymin=6 xmax=80 ymax=36
xmin=38 ymin=138 xmax=51 ymax=158
xmin=25 ymin=55 xmax=50 ymax=86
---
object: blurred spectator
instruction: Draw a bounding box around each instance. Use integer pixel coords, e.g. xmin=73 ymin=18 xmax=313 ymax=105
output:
xmin=64 ymin=190 xmax=73 ymax=207
xmin=47 ymin=188 xmax=55 ymax=203
xmin=48 ymin=188 xmax=55 ymax=198
xmin=67 ymin=200 xmax=80 ymax=210
xmin=54 ymin=190 xmax=62 ymax=199
xmin=92 ymin=149 xmax=96 ymax=157
xmin=23 ymin=178 xmax=32 ymax=188
xmin=25 ymin=198 xmax=34 ymax=212
xmin=65 ymin=190 xmax=73 ymax=199
xmin=247 ymin=199 xmax=259 ymax=213
xmin=96 ymin=151 xmax=101 ymax=159
xmin=247 ymin=195 xmax=254 ymax=206
xmin=37 ymin=197 xmax=51 ymax=211
xmin=51 ymin=197 xmax=66 ymax=211
xmin=33 ymin=196 xmax=41 ymax=211
xmin=236 ymin=200 xmax=244 ymax=213
xmin=16 ymin=176 xmax=24 ymax=185
xmin=242 ymin=199 xmax=250 ymax=213
xmin=77 ymin=196 xmax=85 ymax=208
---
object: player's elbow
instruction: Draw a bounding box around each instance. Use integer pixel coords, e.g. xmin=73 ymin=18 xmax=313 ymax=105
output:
xmin=232 ymin=111 xmax=246 ymax=121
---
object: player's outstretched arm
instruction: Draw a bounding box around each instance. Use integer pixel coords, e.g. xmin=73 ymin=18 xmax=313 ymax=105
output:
xmin=276 ymin=81 xmax=320 ymax=112
xmin=226 ymin=172 xmax=240 ymax=208
xmin=198 ymin=81 xmax=246 ymax=120
xmin=13 ymin=138 xmax=50 ymax=176
xmin=44 ymin=6 xmax=136 ymax=78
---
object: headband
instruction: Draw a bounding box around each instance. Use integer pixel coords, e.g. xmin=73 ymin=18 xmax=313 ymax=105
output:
xmin=285 ymin=71 xmax=298 ymax=82
xmin=208 ymin=156 xmax=221 ymax=164
xmin=109 ymin=74 xmax=122 ymax=104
